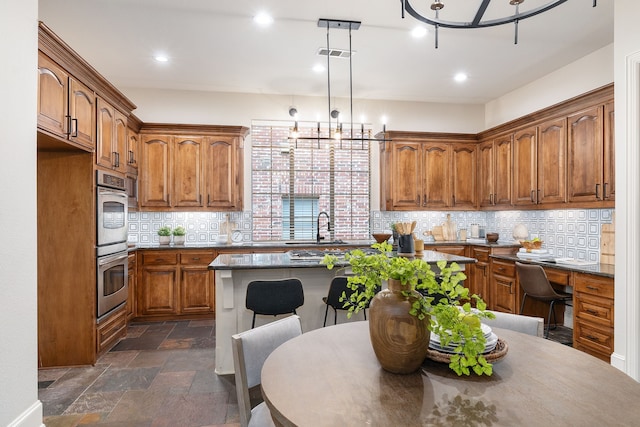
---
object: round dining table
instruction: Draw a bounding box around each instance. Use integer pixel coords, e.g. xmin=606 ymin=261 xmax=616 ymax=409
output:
xmin=261 ymin=321 xmax=640 ymax=426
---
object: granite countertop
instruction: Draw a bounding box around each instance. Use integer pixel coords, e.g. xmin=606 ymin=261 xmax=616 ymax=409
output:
xmin=208 ymin=249 xmax=478 ymax=270
xmin=491 ymin=253 xmax=615 ymax=278
xmin=128 ymin=239 xmax=520 ymax=251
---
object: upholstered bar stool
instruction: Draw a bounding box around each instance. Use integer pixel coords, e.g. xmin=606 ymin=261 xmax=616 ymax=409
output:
xmin=516 ymin=262 xmax=573 ymax=339
xmin=245 ymin=278 xmax=304 ymax=328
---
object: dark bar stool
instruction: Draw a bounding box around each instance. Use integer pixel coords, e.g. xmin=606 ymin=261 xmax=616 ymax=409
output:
xmin=323 ymin=276 xmax=366 ymax=326
xmin=516 ymin=262 xmax=573 ymax=338
xmin=246 ymin=278 xmax=304 ymax=328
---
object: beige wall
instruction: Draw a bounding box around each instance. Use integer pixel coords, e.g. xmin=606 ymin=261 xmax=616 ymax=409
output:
xmin=0 ymin=1 xmax=42 ymax=426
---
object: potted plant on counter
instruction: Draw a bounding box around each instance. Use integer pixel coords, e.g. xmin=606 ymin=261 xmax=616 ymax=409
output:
xmin=172 ymin=226 xmax=186 ymax=245
xmin=322 ymin=241 xmax=496 ymax=376
xmin=157 ymin=226 xmax=172 ymax=245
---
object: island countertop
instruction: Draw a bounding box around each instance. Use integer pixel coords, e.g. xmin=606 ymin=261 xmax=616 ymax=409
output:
xmin=208 ymin=249 xmax=478 ymax=270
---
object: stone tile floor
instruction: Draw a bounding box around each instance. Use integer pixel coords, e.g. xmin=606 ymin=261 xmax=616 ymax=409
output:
xmin=39 ymin=319 xmax=242 ymax=427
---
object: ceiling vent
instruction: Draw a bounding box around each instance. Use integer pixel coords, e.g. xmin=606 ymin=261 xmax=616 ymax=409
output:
xmin=317 ymin=47 xmax=355 ymax=58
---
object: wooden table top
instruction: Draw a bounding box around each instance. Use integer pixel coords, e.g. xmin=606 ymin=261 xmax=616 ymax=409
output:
xmin=261 ymin=321 xmax=640 ymax=426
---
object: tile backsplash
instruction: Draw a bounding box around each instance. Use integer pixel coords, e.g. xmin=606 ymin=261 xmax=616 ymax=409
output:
xmin=129 ymin=208 xmax=613 ymax=262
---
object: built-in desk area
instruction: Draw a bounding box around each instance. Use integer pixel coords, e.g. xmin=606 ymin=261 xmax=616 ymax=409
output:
xmin=489 ymin=254 xmax=614 ymax=361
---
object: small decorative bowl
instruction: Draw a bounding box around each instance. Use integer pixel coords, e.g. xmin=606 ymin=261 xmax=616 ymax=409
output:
xmin=486 ymin=232 xmax=499 ymax=243
xmin=372 ymin=233 xmax=392 ymax=243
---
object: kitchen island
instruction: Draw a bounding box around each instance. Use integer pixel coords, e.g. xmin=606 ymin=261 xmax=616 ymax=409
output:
xmin=208 ymin=250 xmax=477 ymax=374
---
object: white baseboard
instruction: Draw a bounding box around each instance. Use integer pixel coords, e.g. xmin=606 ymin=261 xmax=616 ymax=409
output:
xmin=7 ymin=400 xmax=43 ymax=427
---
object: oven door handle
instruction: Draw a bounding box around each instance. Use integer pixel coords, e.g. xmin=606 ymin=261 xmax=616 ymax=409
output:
xmin=98 ymin=252 xmax=128 ymax=266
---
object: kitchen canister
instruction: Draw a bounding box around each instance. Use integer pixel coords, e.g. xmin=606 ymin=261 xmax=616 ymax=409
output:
xmin=397 ymin=234 xmax=415 ymax=257
xmin=470 ymin=224 xmax=480 ymax=238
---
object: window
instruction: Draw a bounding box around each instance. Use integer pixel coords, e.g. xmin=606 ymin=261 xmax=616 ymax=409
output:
xmin=251 ymin=121 xmax=371 ymax=241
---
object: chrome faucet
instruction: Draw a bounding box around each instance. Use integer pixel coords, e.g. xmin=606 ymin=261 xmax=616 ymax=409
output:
xmin=316 ymin=211 xmax=331 ymax=243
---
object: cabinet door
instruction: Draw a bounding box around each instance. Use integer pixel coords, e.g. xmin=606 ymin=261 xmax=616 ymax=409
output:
xmin=423 ymin=143 xmax=450 ymax=208
xmin=37 ymin=53 xmax=68 ymax=137
xmin=568 ymin=106 xmax=604 ymax=202
xmin=140 ymin=135 xmax=171 ymax=207
xmin=389 ymin=142 xmax=423 ymax=208
xmin=180 ymin=266 xmax=214 ymax=314
xmin=603 ymin=101 xmax=615 ymax=201
xmin=68 ymin=77 xmax=95 ymax=149
xmin=451 ymin=144 xmax=476 ymax=208
xmin=469 ymin=247 xmax=490 ymax=302
xmin=126 ymin=253 xmax=136 ymax=320
xmin=127 ymin=129 xmax=139 ymax=175
xmin=493 ymin=136 xmax=513 ymax=206
xmin=537 ymin=118 xmax=566 ymax=204
xmin=174 ymin=136 xmax=204 ymax=207
xmin=96 ymin=98 xmax=115 ymax=169
xmin=478 ymin=140 xmax=494 ymax=207
xmin=512 ymin=127 xmax=537 ymax=205
xmin=114 ymin=110 xmax=128 ymax=173
xmin=138 ymin=265 xmax=179 ymax=315
xmin=204 ymin=136 xmax=241 ymax=209
xmin=493 ymin=274 xmax=517 ymax=313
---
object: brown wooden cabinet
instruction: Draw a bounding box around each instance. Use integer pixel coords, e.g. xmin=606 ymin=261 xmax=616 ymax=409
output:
xmin=96 ymin=305 xmax=127 ymax=357
xmin=512 ymin=119 xmax=566 ymax=206
xmin=490 ymin=259 xmax=518 ymax=313
xmin=568 ymin=103 xmax=615 ymax=204
xmin=96 ymin=97 xmax=128 ymax=174
xmin=573 ymin=273 xmax=614 ymax=361
xmin=478 ymin=135 xmax=513 ymax=208
xmin=37 ymin=52 xmax=96 ymax=151
xmin=468 ymin=246 xmax=491 ymax=302
xmin=136 ymin=249 xmax=215 ymax=320
xmin=139 ymin=125 xmax=248 ymax=211
xmin=379 ymin=133 xmax=477 ymax=211
xmin=126 ymin=252 xmax=136 ymax=321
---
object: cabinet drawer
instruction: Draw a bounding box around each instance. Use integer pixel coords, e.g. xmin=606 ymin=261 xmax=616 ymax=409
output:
xmin=142 ymin=252 xmax=178 ymax=265
xmin=544 ymin=268 xmax=571 ymax=287
xmin=575 ymin=293 xmax=614 ymax=327
xmin=435 ymin=246 xmax=467 ymax=256
xmin=575 ymin=274 xmax=614 ymax=299
xmin=96 ymin=307 xmax=127 ymax=354
xmin=180 ymin=251 xmax=215 ymax=265
xmin=492 ymin=260 xmax=515 ymax=277
xmin=574 ymin=318 xmax=613 ymax=358
xmin=471 ymin=247 xmax=490 ymax=263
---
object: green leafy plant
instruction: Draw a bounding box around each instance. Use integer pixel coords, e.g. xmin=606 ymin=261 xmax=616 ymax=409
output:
xmin=157 ymin=226 xmax=172 ymax=236
xmin=172 ymin=226 xmax=186 ymax=236
xmin=322 ymin=241 xmax=495 ymax=376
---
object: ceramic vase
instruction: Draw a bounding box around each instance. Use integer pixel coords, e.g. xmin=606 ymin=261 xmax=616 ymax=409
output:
xmin=158 ymin=235 xmax=171 ymax=245
xmin=368 ymin=278 xmax=430 ymax=374
xmin=173 ymin=235 xmax=185 ymax=245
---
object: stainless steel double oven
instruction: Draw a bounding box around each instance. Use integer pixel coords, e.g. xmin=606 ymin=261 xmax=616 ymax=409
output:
xmin=96 ymin=170 xmax=128 ymax=321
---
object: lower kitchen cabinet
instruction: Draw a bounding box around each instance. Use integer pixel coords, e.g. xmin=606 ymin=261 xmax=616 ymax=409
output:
xmin=491 ymin=259 xmax=518 ymax=313
xmin=136 ymin=249 xmax=215 ymax=320
xmin=126 ymin=252 xmax=136 ymax=321
xmin=468 ymin=247 xmax=491 ymax=302
xmin=573 ymin=273 xmax=614 ymax=361
xmin=96 ymin=305 xmax=127 ymax=356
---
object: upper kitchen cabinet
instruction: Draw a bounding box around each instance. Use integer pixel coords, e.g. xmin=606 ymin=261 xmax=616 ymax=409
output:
xmin=37 ymin=22 xmax=136 ymax=153
xmin=126 ymin=115 xmax=142 ymax=210
xmin=379 ymin=132 xmax=477 ymax=211
xmin=512 ymin=119 xmax=567 ymax=206
xmin=96 ymin=97 xmax=128 ymax=174
xmin=478 ymin=134 xmax=512 ymax=208
xmin=139 ymin=124 xmax=248 ymax=211
xmin=37 ymin=52 xmax=96 ymax=151
xmin=567 ymin=102 xmax=615 ymax=205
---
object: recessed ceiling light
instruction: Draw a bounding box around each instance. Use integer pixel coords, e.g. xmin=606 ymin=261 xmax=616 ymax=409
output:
xmin=253 ymin=12 xmax=273 ymax=27
xmin=154 ymin=55 xmax=169 ymax=63
xmin=454 ymin=72 xmax=468 ymax=83
xmin=312 ymin=64 xmax=326 ymax=73
xmin=411 ymin=26 xmax=427 ymax=38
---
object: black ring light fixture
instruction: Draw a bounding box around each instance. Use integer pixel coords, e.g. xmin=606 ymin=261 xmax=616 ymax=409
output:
xmin=400 ymin=0 xmax=598 ymax=48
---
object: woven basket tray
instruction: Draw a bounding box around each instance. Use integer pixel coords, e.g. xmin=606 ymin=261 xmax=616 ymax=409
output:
xmin=426 ymin=338 xmax=508 ymax=364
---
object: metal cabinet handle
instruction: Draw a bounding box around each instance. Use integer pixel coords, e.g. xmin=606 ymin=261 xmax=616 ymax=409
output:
xmin=586 ymin=285 xmax=599 ymax=291
xmin=417 ymin=195 xmax=420 ymax=206
xmin=423 ymin=194 xmax=427 ymax=206
xmin=537 ymin=189 xmax=540 ymax=203
xmin=530 ymin=190 xmax=535 ymax=203
xmin=603 ymin=183 xmax=608 ymax=199
xmin=192 ymin=257 xmax=200 ymax=261
xmin=586 ymin=309 xmax=599 ymax=315
xmin=71 ymin=118 xmax=78 ymax=137
xmin=585 ymin=334 xmax=600 ymax=342
xmin=65 ymin=115 xmax=71 ymax=136
xmin=595 ymin=183 xmax=601 ymax=200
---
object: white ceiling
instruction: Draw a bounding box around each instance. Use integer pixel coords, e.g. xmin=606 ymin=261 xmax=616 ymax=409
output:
xmin=38 ymin=0 xmax=613 ymax=105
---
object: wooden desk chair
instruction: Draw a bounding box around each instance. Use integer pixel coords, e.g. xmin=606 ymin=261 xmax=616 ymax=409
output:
xmin=516 ymin=262 xmax=573 ymax=338
xmin=231 ymin=315 xmax=302 ymax=427
xmin=245 ymin=278 xmax=304 ymax=328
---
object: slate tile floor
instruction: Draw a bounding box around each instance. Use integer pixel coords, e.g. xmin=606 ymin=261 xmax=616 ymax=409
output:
xmin=39 ymin=319 xmax=243 ymax=427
